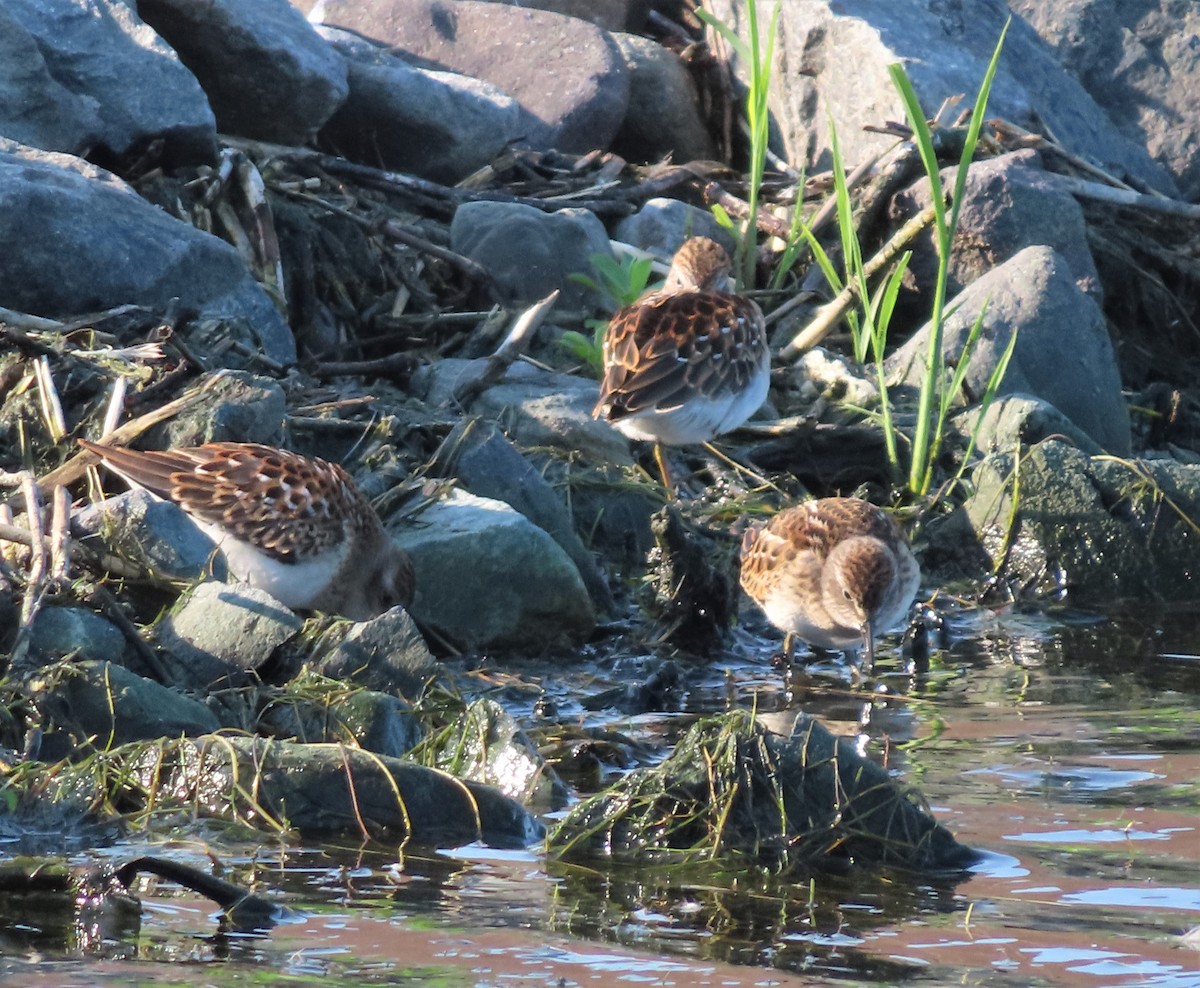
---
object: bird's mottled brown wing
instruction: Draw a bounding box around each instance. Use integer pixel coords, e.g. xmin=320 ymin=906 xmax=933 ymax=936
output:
xmin=594 ymin=290 xmax=765 ymax=420
xmin=770 ymin=498 xmax=902 ymax=559
xmin=81 ymin=440 xmax=373 ymax=561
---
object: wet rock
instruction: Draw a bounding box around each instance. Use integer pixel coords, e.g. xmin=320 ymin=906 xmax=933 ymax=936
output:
xmin=159 ymin=735 xmax=545 ymax=846
xmin=138 ymin=0 xmax=348 ymax=146
xmin=1009 ymin=0 xmax=1200 ymax=199
xmin=154 ymin=582 xmax=303 ymax=690
xmin=308 ymin=0 xmax=631 ymax=153
xmin=390 ymin=488 xmax=595 ymax=650
xmin=434 ymin=699 xmax=569 ymax=808
xmin=0 ymin=5 xmax=102 ymax=156
xmin=964 ymin=438 xmax=1200 ymax=603
xmin=887 ymin=245 xmax=1131 ymax=455
xmin=311 ymin=607 xmax=439 ymax=700
xmin=551 ymin=710 xmax=979 ymax=873
xmin=555 ymin=462 xmax=657 ymax=564
xmin=148 ymin=371 xmax=287 ymax=448
xmin=450 ymin=200 xmax=613 ymax=310
xmin=433 ymin=418 xmax=614 ymax=616
xmin=890 ymin=149 xmax=1102 ymax=303
xmin=613 ymin=197 xmax=734 ymax=258
xmin=0 ymin=143 xmax=296 ymax=368
xmin=704 ymin=0 xmax=1176 ymax=195
xmin=259 ymin=682 xmax=425 ymax=758
xmin=39 ymin=660 xmax=220 ymax=745
xmin=789 ymin=347 xmax=881 ymax=424
xmin=72 ymin=489 xmax=227 ymax=586
xmin=645 ymin=507 xmax=733 ymax=658
xmin=610 ymin=34 xmax=715 ymax=165
xmin=417 ymin=358 xmax=633 ymax=467
xmin=956 ymin=393 xmax=1103 ymax=457
xmin=6 ymin=0 xmax=215 ymax=167
xmin=30 ymin=607 xmax=128 ymax=666
xmin=317 ymin=27 xmax=519 ymax=182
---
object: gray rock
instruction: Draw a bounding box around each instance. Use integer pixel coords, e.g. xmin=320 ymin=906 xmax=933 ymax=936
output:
xmin=1009 ymin=0 xmax=1200 ymax=199
xmin=435 ymin=699 xmax=569 ymax=809
xmin=149 ymin=370 xmax=288 ymax=449
xmin=162 ymin=735 xmax=544 ymax=845
xmin=611 ymin=34 xmax=715 ymax=165
xmin=547 ymin=461 xmax=657 ymax=564
xmin=138 ymin=0 xmax=348 ymax=145
xmin=955 ymin=393 xmax=1103 ymax=457
xmin=434 ymin=418 xmax=614 ymax=615
xmin=483 ymin=0 xmax=650 ymax=32
xmin=44 ymin=660 xmax=220 ymax=744
xmin=887 ymin=245 xmax=1131 ymax=455
xmin=0 ymin=5 xmax=102 ymax=155
xmin=450 ymin=200 xmax=614 ymax=310
xmin=0 ymin=143 xmax=296 ymax=368
xmin=890 ymin=149 xmax=1102 ymax=303
xmin=391 ymin=489 xmax=595 ymax=650
xmin=704 ymin=0 xmax=1177 ymax=195
xmin=552 ymin=710 xmax=978 ymax=871
xmin=415 ymin=357 xmax=633 ymax=467
xmin=259 ymin=684 xmax=425 ymax=758
xmin=964 ymin=439 xmax=1200 ymax=603
xmin=6 ymin=0 xmax=215 ymax=166
xmin=155 ymin=582 xmax=303 ymax=690
xmin=613 ymin=197 xmax=734 ymax=258
xmin=72 ymin=489 xmax=226 ymax=585
xmin=30 ymin=607 xmax=127 ymax=665
xmin=318 ymin=27 xmax=519 ymax=182
xmin=307 ymin=0 xmax=631 ymax=153
xmin=312 ymin=606 xmax=439 ymax=701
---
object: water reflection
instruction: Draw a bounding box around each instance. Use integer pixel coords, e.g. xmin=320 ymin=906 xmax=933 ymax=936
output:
xmin=1 ymin=601 xmax=1198 ymax=986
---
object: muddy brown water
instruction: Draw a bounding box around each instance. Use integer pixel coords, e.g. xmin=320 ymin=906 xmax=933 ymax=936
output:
xmin=2 ymin=601 xmax=1199 ymax=987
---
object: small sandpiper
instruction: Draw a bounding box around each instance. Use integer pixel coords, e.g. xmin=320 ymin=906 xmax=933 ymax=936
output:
xmin=591 ymin=236 xmax=771 ymax=488
xmin=739 ymin=497 xmax=920 ymax=667
xmin=79 ymin=439 xmax=415 ymax=621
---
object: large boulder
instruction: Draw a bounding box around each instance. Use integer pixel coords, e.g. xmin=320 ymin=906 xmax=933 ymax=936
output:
xmin=138 ymin=0 xmax=348 ymax=145
xmin=610 ymin=33 xmax=715 ymax=165
xmin=318 ymin=27 xmax=519 ymax=182
xmin=415 ymin=358 xmax=634 ymax=467
xmin=6 ymin=0 xmax=215 ymax=166
xmin=0 ymin=143 xmax=296 ymax=368
xmin=38 ymin=660 xmax=220 ymax=746
xmin=887 ymin=245 xmax=1131 ymax=455
xmin=391 ymin=489 xmax=595 ymax=650
xmin=450 ymin=200 xmax=613 ymax=310
xmin=964 ymin=439 xmax=1200 ymax=603
xmin=0 ymin=5 xmax=103 ymax=156
xmin=703 ymin=0 xmax=1176 ymax=195
xmin=303 ymin=0 xmax=631 ymax=153
xmin=154 ymin=582 xmax=303 ymax=690
xmin=1008 ymin=0 xmax=1200 ymax=199
xmin=890 ymin=149 xmax=1102 ymax=304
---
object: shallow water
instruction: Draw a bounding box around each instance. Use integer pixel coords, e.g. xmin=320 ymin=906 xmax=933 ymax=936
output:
xmin=3 ymin=601 xmax=1199 ymax=987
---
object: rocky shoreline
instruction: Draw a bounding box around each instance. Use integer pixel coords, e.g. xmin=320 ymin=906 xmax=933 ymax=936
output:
xmin=2 ymin=0 xmax=1200 ymax=872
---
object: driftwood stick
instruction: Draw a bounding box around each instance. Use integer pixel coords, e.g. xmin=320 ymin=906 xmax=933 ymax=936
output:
xmin=1044 ymin=171 xmax=1200 ymax=221
xmin=307 ymin=352 xmax=417 ymax=380
xmin=777 ymin=202 xmax=938 ymax=358
xmin=704 ymin=181 xmax=793 ymax=241
xmin=452 ymin=290 xmax=560 ymax=407
xmin=21 ymin=374 xmax=226 ymax=504
xmin=223 ymin=135 xmax=636 ymax=216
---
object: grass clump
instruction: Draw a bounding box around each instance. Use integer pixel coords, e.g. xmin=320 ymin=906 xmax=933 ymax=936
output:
xmin=698 ymin=0 xmax=782 ymax=290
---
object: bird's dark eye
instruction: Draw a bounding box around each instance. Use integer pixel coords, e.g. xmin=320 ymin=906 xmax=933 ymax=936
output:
xmin=843 ymin=589 xmax=853 ymax=600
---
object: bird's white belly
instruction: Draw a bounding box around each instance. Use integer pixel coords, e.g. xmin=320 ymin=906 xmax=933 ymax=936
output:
xmin=614 ymin=366 xmax=771 ymax=446
xmin=196 ymin=520 xmax=346 ymax=610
